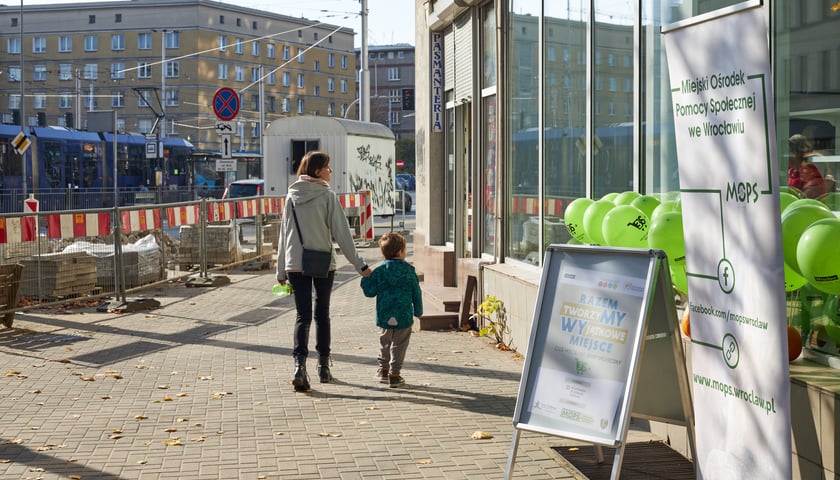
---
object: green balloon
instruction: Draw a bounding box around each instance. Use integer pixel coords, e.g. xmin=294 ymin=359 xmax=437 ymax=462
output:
xmin=788 ymin=198 xmax=831 ymax=213
xmin=601 ymin=192 xmax=619 ymax=203
xmin=661 ymin=191 xmax=681 ymax=202
xmin=784 ymin=262 xmax=807 ymax=292
xmin=563 ymin=198 xmax=594 ymax=243
xmin=631 ymin=195 xmax=661 ymax=219
xmin=779 ymin=192 xmax=799 ymax=213
xmin=780 ymin=186 xmax=804 ymax=198
xmin=582 ymin=200 xmax=614 ymax=246
xmin=670 ymin=263 xmax=688 ymax=294
xmin=781 ymin=205 xmax=835 ymax=273
xmin=821 ymin=192 xmax=840 ymax=211
xmin=602 ymin=205 xmax=649 ymax=247
xmin=797 ymin=218 xmax=840 ymax=294
xmin=613 ymin=191 xmax=641 ymax=206
xmin=651 ymin=201 xmax=677 ymax=222
xmin=648 ymin=212 xmax=686 ymax=266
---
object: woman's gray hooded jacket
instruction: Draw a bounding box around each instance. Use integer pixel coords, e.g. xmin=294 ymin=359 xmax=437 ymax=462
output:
xmin=276 ymin=179 xmax=367 ymax=282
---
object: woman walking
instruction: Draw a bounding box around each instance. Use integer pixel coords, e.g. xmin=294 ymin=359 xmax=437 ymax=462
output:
xmin=276 ymin=151 xmax=371 ymax=392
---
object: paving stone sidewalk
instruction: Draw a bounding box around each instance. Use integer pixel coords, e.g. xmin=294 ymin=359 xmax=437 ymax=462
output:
xmin=0 ymin=248 xmax=580 ymax=480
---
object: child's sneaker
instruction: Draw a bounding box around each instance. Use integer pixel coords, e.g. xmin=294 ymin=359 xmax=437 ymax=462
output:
xmin=376 ymin=367 xmax=389 ymax=383
xmin=388 ymin=374 xmax=405 ymax=388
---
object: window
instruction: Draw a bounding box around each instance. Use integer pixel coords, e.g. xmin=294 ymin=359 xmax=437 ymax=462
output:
xmin=138 ymin=33 xmax=152 ymax=50
xmin=33 ymin=37 xmax=46 ymax=53
xmin=252 ymin=20 xmax=258 ymax=30
xmin=297 ymin=48 xmax=304 ymax=63
xmin=252 ymin=41 xmax=260 ymax=57
xmin=8 ymin=66 xmax=21 ymax=82
xmin=389 ymin=89 xmax=400 ymax=102
xmin=327 ymin=78 xmax=335 ymax=92
xmin=33 ymin=94 xmax=46 ymax=110
xmin=59 ymin=64 xmax=73 ymax=81
xmin=251 ymin=95 xmax=259 ymax=111
xmin=297 ymin=98 xmax=304 ymax=114
xmin=84 ymin=95 xmax=97 ymax=110
xmin=111 ymin=63 xmax=126 ymax=80
xmin=165 ymin=89 xmax=179 ymax=107
xmin=624 ymin=78 xmax=632 ymax=92
xmin=314 ymin=60 xmax=320 ymax=72
xmin=166 ymin=61 xmax=180 ymax=78
xmin=115 ymin=14 xmax=122 ymax=23
xmin=341 ymin=55 xmax=348 ymax=69
xmin=219 ymin=15 xmax=225 ymax=24
xmin=138 ymin=118 xmax=152 ymax=134
xmin=297 ymin=73 xmax=304 ymax=88
xmin=112 ymin=91 xmax=125 ymax=108
xmin=341 ymin=104 xmax=348 ymax=117
xmin=84 ymin=34 xmax=98 ymax=52
xmin=328 ymin=53 xmax=335 ymax=67
xmin=59 ymin=94 xmax=73 ymax=109
xmin=236 ymin=18 xmax=242 ymax=27
xmin=390 ymin=111 xmax=400 ymax=125
xmin=314 ymin=86 xmax=320 ymax=97
xmin=314 ymin=32 xmax=318 ymax=41
xmin=378 ymin=52 xmax=385 ymax=59
xmin=267 ymin=96 xmax=275 ymax=112
xmin=398 ymin=51 xmax=405 ymax=58
xmin=10 ymin=18 xmax=17 ymax=27
xmin=34 ymin=65 xmax=46 ymax=81
xmin=608 ymin=53 xmax=616 ymax=67
xmin=282 ymin=98 xmax=290 ymax=113
xmin=218 ymin=63 xmax=228 ymax=80
xmin=251 ymin=67 xmax=259 ymax=82
xmin=164 ymin=31 xmax=179 ymax=49
xmin=58 ymin=36 xmax=72 ymax=53
xmin=388 ymin=51 xmax=394 ymax=59
xmin=235 ymin=38 xmax=244 ymax=54
xmin=609 ymin=77 xmax=617 ymax=92
xmin=84 ymin=64 xmax=98 ymax=80
xmin=267 ymin=71 xmax=276 ymax=85
xmin=328 ymin=102 xmax=334 ymax=116
xmin=267 ymin=43 xmax=275 ymax=59
xmin=235 ymin=66 xmax=244 ymax=82
xmin=219 ymin=35 xmax=227 ymax=51
xmin=340 ymin=79 xmax=348 ymax=93
xmin=283 ymin=45 xmax=291 ymax=60
xmin=7 ymin=37 xmax=20 ymax=54
xmin=137 ymin=62 xmax=152 ymax=79
xmin=111 ymin=34 xmax=125 ymax=51
xmin=282 ymin=72 xmax=290 ymax=86
xmin=387 ymin=67 xmax=400 ymax=81
xmin=8 ymin=94 xmax=21 ymax=110
xmin=88 ymin=15 xmax=95 ymax=24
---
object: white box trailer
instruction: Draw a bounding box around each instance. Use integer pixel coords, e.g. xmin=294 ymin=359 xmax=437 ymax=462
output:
xmin=263 ymin=116 xmax=396 ymax=216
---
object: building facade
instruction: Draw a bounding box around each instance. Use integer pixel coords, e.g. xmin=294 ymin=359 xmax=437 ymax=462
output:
xmin=413 ymin=0 xmax=839 ymax=475
xmin=0 ymin=0 xmax=357 ymax=156
xmin=354 ymin=44 xmax=416 ymax=142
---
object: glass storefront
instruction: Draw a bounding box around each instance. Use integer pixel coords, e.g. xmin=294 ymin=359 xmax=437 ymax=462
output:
xmin=503 ymin=0 xmax=840 ymax=360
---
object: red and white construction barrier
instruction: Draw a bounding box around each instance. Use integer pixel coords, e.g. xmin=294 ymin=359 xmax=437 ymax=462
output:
xmin=46 ymin=212 xmax=111 ymax=239
xmin=511 ymin=196 xmax=566 ymax=217
xmin=337 ymin=190 xmax=374 ymax=243
xmin=207 ymin=202 xmax=234 ymax=223
xmin=0 ymin=216 xmax=36 ymax=244
xmin=165 ymin=205 xmax=201 ymax=227
xmin=262 ymin=197 xmax=284 ymax=215
xmin=121 ymin=208 xmax=163 ymax=233
xmin=233 ymin=199 xmax=258 ymax=218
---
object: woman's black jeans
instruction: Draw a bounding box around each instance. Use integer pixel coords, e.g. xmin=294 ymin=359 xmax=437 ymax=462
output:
xmin=287 ymin=271 xmax=335 ymax=360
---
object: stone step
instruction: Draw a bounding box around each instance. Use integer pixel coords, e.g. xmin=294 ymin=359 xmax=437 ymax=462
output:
xmin=417 ymin=310 xmax=460 ymax=331
xmin=421 ymin=285 xmax=461 ymax=313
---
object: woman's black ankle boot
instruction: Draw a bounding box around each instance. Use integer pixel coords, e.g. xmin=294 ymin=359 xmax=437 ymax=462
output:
xmin=318 ymin=356 xmax=333 ymax=383
xmin=292 ymin=357 xmax=310 ymax=391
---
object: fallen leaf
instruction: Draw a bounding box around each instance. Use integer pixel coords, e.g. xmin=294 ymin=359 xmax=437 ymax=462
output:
xmin=36 ymin=446 xmax=52 ymax=452
xmin=112 ymin=429 xmax=123 ymax=434
xmin=29 ymin=467 xmax=45 ymax=472
xmin=568 ymin=447 xmax=580 ymax=452
xmin=244 ymin=366 xmax=256 ymax=370
xmin=101 ymin=396 xmax=112 ymax=400
xmin=157 ymin=385 xmax=170 ymax=390
xmin=70 ymin=475 xmax=81 ymax=480
xmin=197 ymin=375 xmax=213 ymax=381
xmin=135 ymin=365 xmax=146 ymax=369
xmin=56 ymin=359 xmax=71 ymax=363
xmin=400 ymin=433 xmax=413 ymax=437
xmin=137 ymin=460 xmax=148 ymax=465
xmin=417 ymin=459 xmax=433 ymax=464
xmin=162 ymin=396 xmax=173 ymax=401
xmin=365 ymin=406 xmax=377 ymax=410
xmin=164 ymin=428 xmax=178 ymax=433
xmin=425 ymin=357 xmax=439 ymax=361
xmin=275 ymin=432 xmax=285 ymax=436
xmin=216 ymin=431 xmax=224 ymax=435
xmin=109 ymin=434 xmax=123 ymax=440
xmin=135 ymin=415 xmax=148 ymax=420
xmin=5 ymin=370 xmax=22 ymax=376
xmin=190 ymin=436 xmax=206 ymax=443
xmin=0 ymin=459 xmax=10 ymax=464
xmin=176 ymin=393 xmax=188 ymax=397
xmin=470 ymin=431 xmax=493 ymax=440
xmin=31 ymin=389 xmax=41 ymax=394
xmin=175 ymin=418 xmax=188 ymax=423
xmin=81 ymin=376 xmax=96 ymax=382
xmin=464 ymin=363 xmax=480 ymax=367
xmin=163 ymin=438 xmax=182 ymax=446
xmin=6 ymin=439 xmax=24 ymax=445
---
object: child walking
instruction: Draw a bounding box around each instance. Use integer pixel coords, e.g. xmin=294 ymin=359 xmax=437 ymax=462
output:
xmin=361 ymin=232 xmax=423 ymax=388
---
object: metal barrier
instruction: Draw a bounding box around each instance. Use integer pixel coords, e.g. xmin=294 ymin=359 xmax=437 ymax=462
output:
xmin=0 ymin=190 xmax=372 ymax=324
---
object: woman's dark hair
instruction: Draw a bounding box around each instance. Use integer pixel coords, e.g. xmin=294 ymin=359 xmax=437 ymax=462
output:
xmin=379 ymin=232 xmax=406 ymax=259
xmin=297 ymin=150 xmax=331 ymax=176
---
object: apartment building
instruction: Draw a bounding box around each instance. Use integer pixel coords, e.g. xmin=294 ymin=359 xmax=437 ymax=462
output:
xmin=354 ymin=44 xmax=415 ymax=141
xmin=0 ymin=0 xmax=357 ymax=153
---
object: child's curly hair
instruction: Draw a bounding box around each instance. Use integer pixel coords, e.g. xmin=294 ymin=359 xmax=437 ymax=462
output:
xmin=379 ymin=232 xmax=406 ymax=259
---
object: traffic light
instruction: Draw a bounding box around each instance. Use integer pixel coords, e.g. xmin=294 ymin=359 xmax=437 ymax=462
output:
xmin=402 ymin=88 xmax=414 ymax=111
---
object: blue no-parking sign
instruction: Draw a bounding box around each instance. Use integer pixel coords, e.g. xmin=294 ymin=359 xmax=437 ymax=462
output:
xmin=213 ymin=87 xmax=240 ymax=121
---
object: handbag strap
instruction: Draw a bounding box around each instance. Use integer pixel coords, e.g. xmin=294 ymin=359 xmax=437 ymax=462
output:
xmin=288 ymin=196 xmax=332 ymax=248
xmin=288 ymin=198 xmax=307 ymax=247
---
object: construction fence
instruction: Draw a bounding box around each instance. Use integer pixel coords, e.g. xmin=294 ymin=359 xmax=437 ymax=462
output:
xmin=0 ymin=190 xmax=375 ymax=327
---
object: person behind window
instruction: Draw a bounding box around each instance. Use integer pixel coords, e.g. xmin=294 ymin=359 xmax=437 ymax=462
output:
xmin=788 ymin=134 xmax=825 ymax=198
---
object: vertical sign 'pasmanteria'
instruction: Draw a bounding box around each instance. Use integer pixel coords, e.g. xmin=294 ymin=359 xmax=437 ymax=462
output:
xmin=663 ymin=2 xmax=791 ymax=478
xmin=431 ymin=32 xmax=444 ymax=133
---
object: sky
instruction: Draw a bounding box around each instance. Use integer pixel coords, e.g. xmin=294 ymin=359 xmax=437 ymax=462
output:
xmin=20 ymin=0 xmax=416 ymax=48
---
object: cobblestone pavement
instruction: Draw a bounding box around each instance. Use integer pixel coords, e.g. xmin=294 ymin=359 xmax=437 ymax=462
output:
xmin=0 ymin=246 xmax=580 ymax=480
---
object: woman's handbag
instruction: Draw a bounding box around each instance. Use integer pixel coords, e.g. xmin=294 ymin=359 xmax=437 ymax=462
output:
xmin=290 ymin=199 xmax=332 ymax=278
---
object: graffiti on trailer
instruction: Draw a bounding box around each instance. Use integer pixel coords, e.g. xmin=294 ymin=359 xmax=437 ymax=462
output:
xmin=349 ymin=143 xmax=394 ymax=210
